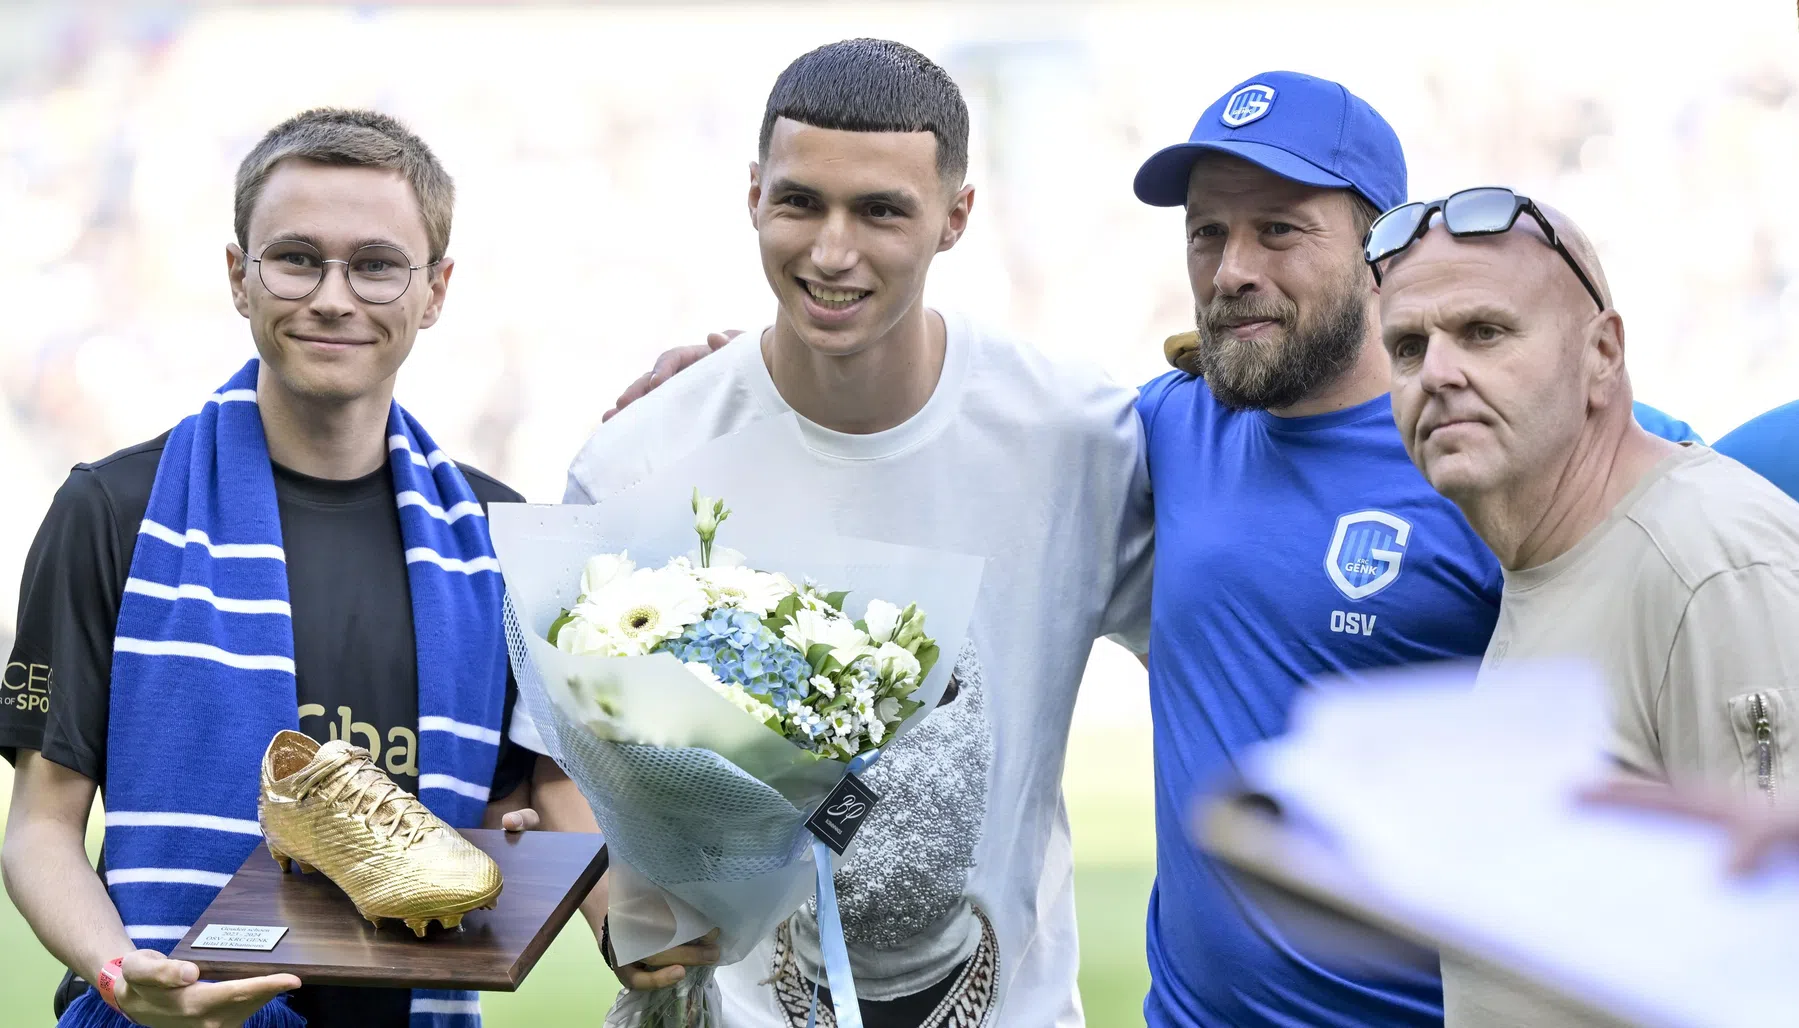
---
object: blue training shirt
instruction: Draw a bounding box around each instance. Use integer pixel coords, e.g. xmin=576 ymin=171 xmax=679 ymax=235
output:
xmin=1713 ymin=399 xmax=1799 ymax=501
xmin=1630 ymin=401 xmax=1703 ymax=446
xmin=1136 ymin=372 xmax=1697 ymax=1027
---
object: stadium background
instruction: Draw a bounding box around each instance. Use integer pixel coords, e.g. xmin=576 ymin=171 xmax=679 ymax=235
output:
xmin=0 ymin=2 xmax=1793 ymax=1023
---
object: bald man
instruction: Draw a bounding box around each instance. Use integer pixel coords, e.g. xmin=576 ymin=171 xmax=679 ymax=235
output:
xmin=1371 ymin=187 xmax=1799 ymax=1026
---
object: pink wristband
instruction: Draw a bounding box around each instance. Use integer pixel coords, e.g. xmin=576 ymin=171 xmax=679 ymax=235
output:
xmin=95 ymin=956 xmax=126 ymax=1014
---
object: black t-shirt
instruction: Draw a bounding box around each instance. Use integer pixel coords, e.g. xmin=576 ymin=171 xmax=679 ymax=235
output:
xmin=3 ymin=433 xmax=537 ymax=1027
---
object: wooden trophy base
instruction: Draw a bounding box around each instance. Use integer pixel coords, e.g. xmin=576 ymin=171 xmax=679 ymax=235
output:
xmin=170 ymin=829 xmax=606 ymax=991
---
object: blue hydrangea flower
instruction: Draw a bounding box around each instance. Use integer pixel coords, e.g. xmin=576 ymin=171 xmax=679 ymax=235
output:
xmin=656 ymin=608 xmax=812 ymax=711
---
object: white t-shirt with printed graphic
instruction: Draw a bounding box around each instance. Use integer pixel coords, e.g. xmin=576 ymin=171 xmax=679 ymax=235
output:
xmin=517 ymin=310 xmax=1153 ymax=1026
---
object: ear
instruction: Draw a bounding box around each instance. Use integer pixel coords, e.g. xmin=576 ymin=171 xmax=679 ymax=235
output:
xmin=418 ymin=257 xmax=455 ymax=330
xmin=747 ymin=161 xmax=763 ymax=230
xmin=1585 ymin=308 xmax=1627 ymax=408
xmin=937 ymin=184 xmax=976 ymax=253
xmin=227 ymin=243 xmax=251 ymax=319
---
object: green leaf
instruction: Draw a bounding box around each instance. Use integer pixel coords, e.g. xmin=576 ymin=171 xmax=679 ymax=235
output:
xmin=894 ymin=698 xmax=923 ymax=720
xmin=761 ymin=594 xmax=802 ymax=637
xmin=823 ymin=590 xmax=851 ymax=612
xmin=547 ymin=609 xmax=575 ymax=647
xmin=806 ymin=643 xmax=835 ymax=676
xmin=913 ymin=641 xmax=941 ymax=684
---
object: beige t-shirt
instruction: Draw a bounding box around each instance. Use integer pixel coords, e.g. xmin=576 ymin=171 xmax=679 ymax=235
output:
xmin=1446 ymin=444 xmax=1799 ymax=1028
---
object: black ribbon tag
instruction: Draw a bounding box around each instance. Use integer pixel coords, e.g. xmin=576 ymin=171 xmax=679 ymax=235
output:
xmin=806 ymin=773 xmax=880 ymax=854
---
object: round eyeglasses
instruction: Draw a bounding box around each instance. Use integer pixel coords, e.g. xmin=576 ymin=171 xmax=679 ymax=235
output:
xmin=247 ymin=239 xmax=439 ymax=305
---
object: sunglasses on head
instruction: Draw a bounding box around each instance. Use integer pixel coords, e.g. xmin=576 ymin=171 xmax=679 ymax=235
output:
xmin=1361 ymin=186 xmax=1606 ymax=312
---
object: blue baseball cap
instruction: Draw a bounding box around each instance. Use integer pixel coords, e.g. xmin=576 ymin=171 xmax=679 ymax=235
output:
xmin=1133 ymin=70 xmax=1406 ymax=213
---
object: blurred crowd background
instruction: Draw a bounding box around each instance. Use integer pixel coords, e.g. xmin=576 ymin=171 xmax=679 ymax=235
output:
xmin=1 ymin=1 xmax=1794 ymax=1024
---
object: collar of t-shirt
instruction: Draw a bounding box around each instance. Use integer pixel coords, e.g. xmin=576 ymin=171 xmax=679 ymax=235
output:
xmin=737 ymin=309 xmax=973 ymax=461
xmin=1503 ymin=442 xmax=1706 ymax=592
xmin=1252 ymin=390 xmax=1396 ymax=436
xmin=271 ymin=459 xmax=392 ymax=507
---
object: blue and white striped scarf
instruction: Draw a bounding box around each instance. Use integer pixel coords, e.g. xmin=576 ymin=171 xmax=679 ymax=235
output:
xmin=60 ymin=359 xmax=507 ymax=1028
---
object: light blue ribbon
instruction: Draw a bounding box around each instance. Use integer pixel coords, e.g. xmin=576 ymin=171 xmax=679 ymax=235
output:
xmin=806 ymin=748 xmax=881 ymax=1028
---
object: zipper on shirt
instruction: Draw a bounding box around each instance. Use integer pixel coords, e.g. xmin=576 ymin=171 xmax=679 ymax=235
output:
xmin=1751 ymin=692 xmax=1776 ymax=803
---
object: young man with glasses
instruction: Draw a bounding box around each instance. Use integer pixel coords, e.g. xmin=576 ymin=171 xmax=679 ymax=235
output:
xmin=0 ymin=108 xmax=596 ymax=1028
xmin=1375 ymin=194 xmax=1799 ymax=1026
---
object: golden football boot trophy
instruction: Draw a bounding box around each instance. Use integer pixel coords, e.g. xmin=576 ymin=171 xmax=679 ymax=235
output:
xmin=259 ymin=730 xmax=502 ymax=937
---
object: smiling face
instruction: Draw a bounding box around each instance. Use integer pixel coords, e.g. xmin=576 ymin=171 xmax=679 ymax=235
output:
xmin=228 ymin=159 xmax=451 ymax=406
xmin=1182 ymin=153 xmax=1373 ymax=410
xmin=749 ymin=117 xmax=971 ymax=358
xmin=1379 ymin=222 xmax=1611 ymax=502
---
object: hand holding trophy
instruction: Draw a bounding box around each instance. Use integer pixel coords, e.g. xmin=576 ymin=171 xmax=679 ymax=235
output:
xmin=163 ymin=734 xmax=605 ymax=1000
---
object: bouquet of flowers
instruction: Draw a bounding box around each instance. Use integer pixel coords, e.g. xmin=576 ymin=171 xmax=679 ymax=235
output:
xmin=489 ymin=421 xmax=982 ymax=1028
xmin=546 ymin=490 xmax=941 ymax=764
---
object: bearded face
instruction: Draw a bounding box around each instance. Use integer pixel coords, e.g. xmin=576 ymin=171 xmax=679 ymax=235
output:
xmin=1190 ymin=254 xmax=1369 ymax=411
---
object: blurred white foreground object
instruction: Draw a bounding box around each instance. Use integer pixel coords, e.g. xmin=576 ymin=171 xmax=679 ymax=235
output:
xmin=1201 ymin=659 xmax=1799 ymax=1028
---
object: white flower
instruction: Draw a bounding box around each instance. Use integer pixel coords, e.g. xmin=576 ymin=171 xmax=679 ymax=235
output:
xmin=566 ymin=604 xmax=653 ymax=656
xmin=828 ymin=710 xmax=858 ymax=740
xmin=809 ymin=674 xmax=838 ymax=699
xmin=693 ymin=489 xmax=730 ymax=538
xmin=850 ymin=686 xmax=876 ymax=720
xmin=781 ymin=608 xmax=872 ymax=665
xmin=710 ymin=547 xmax=747 ymax=569
xmin=695 ymin=565 xmax=793 ymax=616
xmin=580 ymin=552 xmax=635 ymax=597
xmin=867 ymin=719 xmax=887 ymax=745
xmin=796 ymin=583 xmax=839 ymax=615
xmin=863 ymin=599 xmax=902 ymax=644
xmin=580 ymin=567 xmax=708 ymax=652
xmin=873 ymin=641 xmax=922 ymax=686
xmin=555 ymin=615 xmax=616 ymax=656
xmin=783 ymin=698 xmax=827 ymax=738
xmin=876 ymin=697 xmax=902 ymax=724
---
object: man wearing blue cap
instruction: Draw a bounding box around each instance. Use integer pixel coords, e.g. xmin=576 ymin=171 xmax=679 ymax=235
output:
xmin=1129 ymin=69 xmax=1492 ymax=1027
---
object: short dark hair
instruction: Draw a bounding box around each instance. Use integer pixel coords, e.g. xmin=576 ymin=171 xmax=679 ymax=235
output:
xmin=235 ymin=108 xmax=454 ymax=261
xmin=758 ymin=38 xmax=969 ymax=185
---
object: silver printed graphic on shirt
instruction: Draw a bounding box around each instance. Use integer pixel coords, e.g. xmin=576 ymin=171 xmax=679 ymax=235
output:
xmin=818 ymin=640 xmax=991 ymax=948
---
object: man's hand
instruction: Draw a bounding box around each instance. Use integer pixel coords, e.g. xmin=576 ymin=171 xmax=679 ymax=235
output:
xmin=113 ymin=949 xmax=299 ymax=1028
xmin=1581 ymin=780 xmax=1799 ymax=875
xmin=601 ymin=331 xmax=741 ymax=422
xmin=499 ymin=807 xmax=540 ymax=832
xmin=612 ymin=927 xmax=722 ymax=992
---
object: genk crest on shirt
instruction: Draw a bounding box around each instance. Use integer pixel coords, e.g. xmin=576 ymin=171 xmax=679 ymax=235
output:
xmin=1221 ymin=84 xmax=1277 ymax=128
xmin=1324 ymin=509 xmax=1412 ymax=601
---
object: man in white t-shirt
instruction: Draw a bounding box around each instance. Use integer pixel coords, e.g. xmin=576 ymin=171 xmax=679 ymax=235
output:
xmin=528 ymin=38 xmax=1153 ymax=1027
